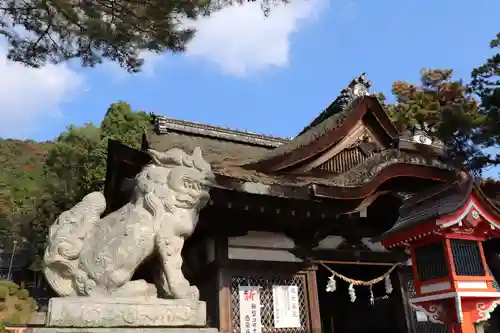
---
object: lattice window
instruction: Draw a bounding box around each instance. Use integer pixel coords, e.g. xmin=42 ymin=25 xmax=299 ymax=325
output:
xmin=399 ymin=267 xmax=448 ymax=333
xmin=230 ymin=274 xmax=308 ymax=333
xmin=450 ymin=240 xmax=485 ymax=276
xmin=316 ymin=148 xmax=366 ymax=173
xmin=414 ymin=241 xmax=449 ymax=281
xmin=489 ymin=267 xmax=500 ymax=291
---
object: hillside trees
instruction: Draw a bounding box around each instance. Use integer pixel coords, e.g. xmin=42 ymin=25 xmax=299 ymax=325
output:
xmin=0 ymin=0 xmax=278 ymax=72
xmin=0 ymin=190 xmax=13 ymax=238
xmin=0 ymin=140 xmax=52 ymax=250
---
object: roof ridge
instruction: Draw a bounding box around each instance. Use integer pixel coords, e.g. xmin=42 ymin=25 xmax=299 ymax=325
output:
xmin=154 ymin=116 xmax=290 ymax=148
xmin=297 ymin=73 xmax=372 ymax=136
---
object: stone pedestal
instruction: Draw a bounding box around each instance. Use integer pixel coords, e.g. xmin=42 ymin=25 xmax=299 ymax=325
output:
xmin=31 ymin=328 xmax=219 ymax=333
xmin=45 ymin=297 xmax=207 ymax=328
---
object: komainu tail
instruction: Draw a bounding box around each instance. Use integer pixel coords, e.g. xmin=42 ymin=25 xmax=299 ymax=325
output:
xmin=44 ymin=192 xmax=106 ymax=296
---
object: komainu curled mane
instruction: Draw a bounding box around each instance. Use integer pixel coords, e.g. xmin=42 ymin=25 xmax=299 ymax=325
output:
xmin=44 ymin=147 xmax=214 ymax=300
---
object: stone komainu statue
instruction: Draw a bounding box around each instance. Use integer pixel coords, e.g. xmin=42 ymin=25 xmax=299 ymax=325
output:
xmin=43 ymin=147 xmax=214 ymax=300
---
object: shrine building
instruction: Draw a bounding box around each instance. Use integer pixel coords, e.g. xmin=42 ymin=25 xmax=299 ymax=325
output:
xmin=103 ymin=74 xmax=500 ymax=333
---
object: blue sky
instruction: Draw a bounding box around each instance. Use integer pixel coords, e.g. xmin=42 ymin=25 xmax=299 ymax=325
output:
xmin=0 ymin=0 xmax=499 ymax=147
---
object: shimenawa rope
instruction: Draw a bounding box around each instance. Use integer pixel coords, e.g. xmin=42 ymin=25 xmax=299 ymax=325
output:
xmin=319 ymin=262 xmax=402 ymax=286
xmin=319 ymin=261 xmax=404 ymax=303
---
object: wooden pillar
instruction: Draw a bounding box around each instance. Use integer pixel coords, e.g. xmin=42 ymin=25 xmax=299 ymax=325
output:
xmin=448 ymin=319 xmax=477 ymax=333
xmin=447 ymin=301 xmax=479 ymax=333
xmin=216 ymin=235 xmax=231 ymax=333
xmin=218 ymin=269 xmax=232 ymax=333
xmin=394 ymin=267 xmax=412 ymax=333
xmin=305 ymin=265 xmax=322 ymax=333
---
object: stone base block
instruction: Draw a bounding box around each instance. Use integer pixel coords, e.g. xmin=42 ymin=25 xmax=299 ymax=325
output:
xmin=31 ymin=328 xmax=218 ymax=333
xmin=31 ymin=328 xmax=219 ymax=333
xmin=46 ymin=297 xmax=207 ymax=327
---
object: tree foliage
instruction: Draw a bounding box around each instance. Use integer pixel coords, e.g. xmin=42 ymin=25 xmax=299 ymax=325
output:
xmin=386 ymin=69 xmax=486 ymax=173
xmin=100 ymin=101 xmax=152 ymax=147
xmin=0 ymin=0 xmax=279 ymax=72
xmin=0 ymin=0 xmax=204 ymax=72
xmin=470 ymin=33 xmax=500 ymax=165
xmin=385 ymin=32 xmax=500 ymax=177
xmin=0 ymin=280 xmax=36 ymax=329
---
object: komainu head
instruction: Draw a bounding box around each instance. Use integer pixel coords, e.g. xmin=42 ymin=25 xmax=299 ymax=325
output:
xmin=135 ymin=147 xmax=215 ymax=212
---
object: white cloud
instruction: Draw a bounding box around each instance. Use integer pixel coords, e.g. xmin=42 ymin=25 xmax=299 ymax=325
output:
xmin=184 ymin=0 xmax=327 ymax=76
xmin=100 ymin=0 xmax=326 ymax=79
xmin=0 ymin=44 xmax=85 ymax=139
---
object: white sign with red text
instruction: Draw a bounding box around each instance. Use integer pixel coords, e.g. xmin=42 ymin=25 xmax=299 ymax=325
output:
xmin=272 ymin=285 xmax=301 ymax=328
xmin=238 ymin=286 xmax=262 ymax=333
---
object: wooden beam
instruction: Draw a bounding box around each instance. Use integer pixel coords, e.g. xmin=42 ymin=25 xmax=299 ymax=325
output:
xmin=295 ymin=248 xmax=408 ymax=265
xmin=312 ymin=259 xmax=396 ymax=267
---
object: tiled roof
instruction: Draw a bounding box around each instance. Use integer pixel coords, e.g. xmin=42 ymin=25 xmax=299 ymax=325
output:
xmin=255 ymin=99 xmax=357 ymax=161
xmin=146 ymin=116 xmax=289 ymax=165
xmin=377 ymin=175 xmax=471 ymax=240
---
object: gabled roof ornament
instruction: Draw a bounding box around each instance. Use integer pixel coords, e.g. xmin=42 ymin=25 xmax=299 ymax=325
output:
xmin=295 ymin=72 xmax=377 ymax=136
xmin=336 ymin=73 xmax=372 ymax=113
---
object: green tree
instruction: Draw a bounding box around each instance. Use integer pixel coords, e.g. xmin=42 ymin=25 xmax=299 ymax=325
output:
xmin=100 ymin=101 xmax=152 ymax=148
xmin=0 ymin=0 xmax=277 ymax=72
xmin=386 ymin=68 xmax=486 ymax=174
xmin=470 ymin=32 xmax=500 ymax=166
xmin=44 ymin=123 xmax=104 ymax=195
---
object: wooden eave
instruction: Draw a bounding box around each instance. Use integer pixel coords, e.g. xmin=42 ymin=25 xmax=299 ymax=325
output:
xmin=245 ymin=96 xmax=399 ymax=172
xmin=311 ymin=164 xmax=455 ymax=199
xmin=215 ymin=164 xmax=454 ymax=201
xmin=105 ymin=141 xmax=457 ymax=207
